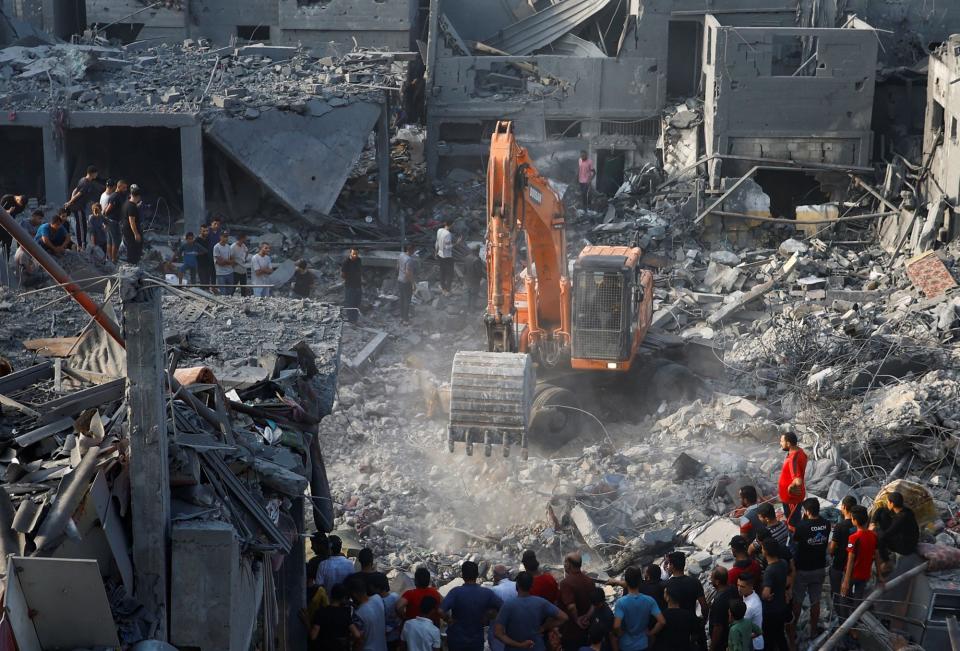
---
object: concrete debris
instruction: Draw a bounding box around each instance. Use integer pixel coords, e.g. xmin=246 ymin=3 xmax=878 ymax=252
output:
xmin=0 ymin=41 xmax=404 ymax=117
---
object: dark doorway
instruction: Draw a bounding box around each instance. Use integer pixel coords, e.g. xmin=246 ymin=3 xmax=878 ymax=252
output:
xmin=754 ymin=170 xmax=830 ymax=219
xmin=0 ymin=127 xmax=44 ymax=200
xmin=596 ymin=150 xmax=626 ymax=196
xmin=66 ymin=127 xmax=183 ymax=233
xmin=667 ymin=21 xmax=702 ymax=98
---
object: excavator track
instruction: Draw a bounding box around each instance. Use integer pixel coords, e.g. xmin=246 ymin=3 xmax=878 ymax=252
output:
xmin=448 ymin=351 xmax=535 ymax=458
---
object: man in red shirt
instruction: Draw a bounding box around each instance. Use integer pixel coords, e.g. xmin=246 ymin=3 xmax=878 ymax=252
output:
xmin=842 ymin=506 xmax=883 ymax=602
xmin=727 ymin=535 xmax=763 ymax=590
xmin=777 ymin=432 xmax=808 ymax=532
xmin=397 ymin=566 xmax=443 ymax=622
xmin=522 ymin=550 xmax=560 ymax=604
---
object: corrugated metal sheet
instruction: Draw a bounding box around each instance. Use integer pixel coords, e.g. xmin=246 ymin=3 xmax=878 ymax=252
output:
xmin=484 ymin=0 xmax=612 ymax=56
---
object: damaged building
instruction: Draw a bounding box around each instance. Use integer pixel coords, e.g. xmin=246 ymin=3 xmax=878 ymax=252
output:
xmin=0 ymin=38 xmax=406 ymax=231
xmin=5 ymin=0 xmax=422 ymax=54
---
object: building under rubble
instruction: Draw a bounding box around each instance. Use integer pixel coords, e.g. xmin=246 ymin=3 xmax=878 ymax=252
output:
xmin=5 ymin=0 xmax=423 ymax=54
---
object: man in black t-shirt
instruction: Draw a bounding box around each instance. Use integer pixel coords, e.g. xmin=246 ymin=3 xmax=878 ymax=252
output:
xmin=760 ymin=540 xmax=790 ymax=651
xmin=664 ymin=552 xmax=707 ymax=650
xmin=103 ymin=179 xmax=128 ymax=262
xmin=656 ymin=585 xmax=697 ymax=651
xmin=65 ymin=165 xmax=101 ymax=251
xmin=708 ymin=567 xmax=736 ymax=651
xmin=792 ymin=498 xmax=829 ymax=637
xmin=340 ymin=248 xmax=363 ymax=323
xmin=346 ymin=547 xmax=389 ymax=596
xmin=637 ymin=564 xmax=667 ymax=611
xmin=828 ymin=496 xmax=857 ymax=619
xmin=122 ymin=185 xmax=144 ymax=264
xmin=0 ymin=194 xmax=26 ymax=254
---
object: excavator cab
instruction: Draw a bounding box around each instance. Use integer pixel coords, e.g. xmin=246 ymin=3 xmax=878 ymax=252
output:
xmin=570 ymin=246 xmax=649 ymax=371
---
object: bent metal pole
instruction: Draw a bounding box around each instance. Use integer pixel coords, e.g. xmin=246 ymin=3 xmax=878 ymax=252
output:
xmin=0 ymin=206 xmax=125 ymax=348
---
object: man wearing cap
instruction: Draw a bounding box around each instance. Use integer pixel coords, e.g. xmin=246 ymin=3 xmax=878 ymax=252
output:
xmin=122 ymin=184 xmax=144 ymax=264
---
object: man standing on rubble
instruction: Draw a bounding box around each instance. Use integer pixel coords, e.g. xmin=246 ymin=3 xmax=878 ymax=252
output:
xmin=0 ymin=194 xmax=26 ymax=256
xmin=760 ymin=539 xmax=790 ymax=651
xmin=436 ymin=219 xmax=455 ymax=296
xmin=792 ymin=498 xmax=829 ymax=638
xmin=398 ymin=243 xmax=416 ymax=325
xmin=777 ymin=432 xmax=807 ymax=532
xmin=214 ymin=231 xmax=235 ymax=294
xmin=737 ymin=486 xmax=766 ymax=543
xmin=196 ymin=224 xmax=214 ymax=290
xmin=441 ymin=560 xmax=502 ymax=651
xmin=494 ymin=571 xmax=567 ymax=651
xmin=230 ymin=232 xmax=249 ymax=296
xmin=349 ymin=575 xmax=388 ymax=651
xmin=522 ymin=550 xmax=560 ymax=605
xmin=613 ymin=566 xmax=665 ymax=651
xmin=489 ymin=565 xmax=518 ymax=651
xmin=559 ymin=552 xmax=594 ymax=651
xmin=874 ymin=491 xmax=920 ymax=562
xmin=122 ymin=185 xmax=144 ymax=265
xmin=316 ymin=535 xmax=355 ymax=591
xmin=664 ymin=552 xmax=707 ymax=650
xmin=462 ymin=245 xmax=485 ymax=311
xmin=341 ymin=248 xmax=363 ymax=323
xmin=577 ymin=151 xmax=595 ymax=209
xmin=64 ymin=165 xmax=101 ymax=251
xmin=251 ymin=243 xmax=273 ymax=297
xmin=103 ymin=179 xmax=128 ymax=263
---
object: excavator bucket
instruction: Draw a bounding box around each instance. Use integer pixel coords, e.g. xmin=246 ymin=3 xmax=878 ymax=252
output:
xmin=448 ymin=351 xmax=535 ymax=459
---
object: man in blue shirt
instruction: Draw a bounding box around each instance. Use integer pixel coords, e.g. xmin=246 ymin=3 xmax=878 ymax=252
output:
xmin=494 ymin=571 xmax=567 ymax=651
xmin=179 ymin=231 xmax=201 ymax=284
xmin=35 ymin=211 xmax=71 ymax=256
xmin=613 ymin=567 xmax=665 ymax=651
xmin=441 ymin=561 xmax=502 ymax=651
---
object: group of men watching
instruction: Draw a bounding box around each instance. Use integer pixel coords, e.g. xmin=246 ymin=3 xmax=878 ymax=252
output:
xmin=303 ymin=431 xmax=921 ymax=651
xmin=1 ymin=167 xmax=146 ymax=280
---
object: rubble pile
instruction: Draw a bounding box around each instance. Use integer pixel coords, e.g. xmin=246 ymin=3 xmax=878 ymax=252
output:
xmin=0 ymin=278 xmax=341 ymax=646
xmin=0 ymin=40 xmax=406 ymax=117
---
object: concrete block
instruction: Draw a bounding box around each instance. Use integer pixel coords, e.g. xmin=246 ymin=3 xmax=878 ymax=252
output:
xmin=212 ymin=95 xmax=241 ymax=109
xmin=170 ymin=521 xmax=263 ymax=651
xmin=205 ymin=102 xmax=381 ymax=217
xmin=688 ymin=517 xmax=740 ymax=552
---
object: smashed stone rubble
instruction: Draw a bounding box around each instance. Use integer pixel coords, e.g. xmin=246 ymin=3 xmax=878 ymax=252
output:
xmin=0 ymin=279 xmax=341 ymax=648
xmin=0 ymin=40 xmax=406 ymax=117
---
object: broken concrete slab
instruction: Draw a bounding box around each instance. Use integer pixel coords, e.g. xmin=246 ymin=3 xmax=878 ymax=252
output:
xmin=688 ymin=517 xmax=740 ymax=553
xmin=205 ymin=103 xmax=381 ymax=219
xmin=6 ymin=556 xmax=120 ymax=650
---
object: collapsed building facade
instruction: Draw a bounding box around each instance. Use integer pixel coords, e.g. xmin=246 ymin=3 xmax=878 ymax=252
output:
xmin=7 ymin=1 xmax=960 ymax=651
xmin=6 ymin=0 xmax=422 ymax=53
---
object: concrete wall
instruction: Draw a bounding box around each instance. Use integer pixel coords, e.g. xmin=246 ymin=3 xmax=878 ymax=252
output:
xmin=426 ymin=0 xmax=805 ymax=179
xmin=924 ymin=36 xmax=960 ymax=216
xmin=170 ymin=521 xmax=263 ymax=651
xmin=84 ymin=0 xmax=414 ymax=50
xmin=702 ymin=16 xmax=877 ymax=182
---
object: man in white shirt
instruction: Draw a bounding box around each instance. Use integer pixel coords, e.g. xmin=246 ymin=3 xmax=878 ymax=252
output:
xmin=397 ymin=243 xmax=416 ymax=325
xmin=100 ymin=179 xmax=115 ymax=212
xmin=213 ymin=231 xmax=234 ymax=295
xmin=230 ymin=233 xmax=249 ymax=296
xmin=402 ymin=595 xmax=442 ymax=651
xmin=736 ymin=574 xmax=765 ymax=650
xmin=435 ymin=220 xmax=454 ymax=295
xmin=488 ymin=565 xmax=517 ymax=651
xmin=316 ymin=535 xmax=356 ymax=590
xmin=251 ymin=243 xmax=273 ymax=297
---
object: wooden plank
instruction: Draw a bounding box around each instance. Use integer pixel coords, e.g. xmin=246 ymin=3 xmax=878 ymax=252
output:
xmin=0 ymin=361 xmax=53 ymax=394
xmin=14 ymin=417 xmax=75 ymax=447
xmin=23 ymin=337 xmax=82 ymax=357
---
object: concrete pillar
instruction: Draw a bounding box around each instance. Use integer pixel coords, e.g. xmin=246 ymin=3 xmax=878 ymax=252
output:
xmin=41 ymin=125 xmax=69 ymax=206
xmin=280 ymin=497 xmax=307 ymax=651
xmin=123 ymin=276 xmax=170 ymax=641
xmin=180 ymin=125 xmax=206 ymax=234
xmin=377 ymin=97 xmax=390 ymax=225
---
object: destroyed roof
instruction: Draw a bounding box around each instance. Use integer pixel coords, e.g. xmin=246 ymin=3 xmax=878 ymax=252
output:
xmin=0 ymin=40 xmax=408 ymax=119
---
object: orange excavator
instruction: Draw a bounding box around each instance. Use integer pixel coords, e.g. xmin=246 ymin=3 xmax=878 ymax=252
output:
xmin=448 ymin=121 xmax=668 ymax=458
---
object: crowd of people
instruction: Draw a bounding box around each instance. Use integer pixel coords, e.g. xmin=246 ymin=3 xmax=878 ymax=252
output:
xmin=304 ymin=432 xmax=921 ymax=651
xmin=0 ymin=166 xmax=328 ymax=299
